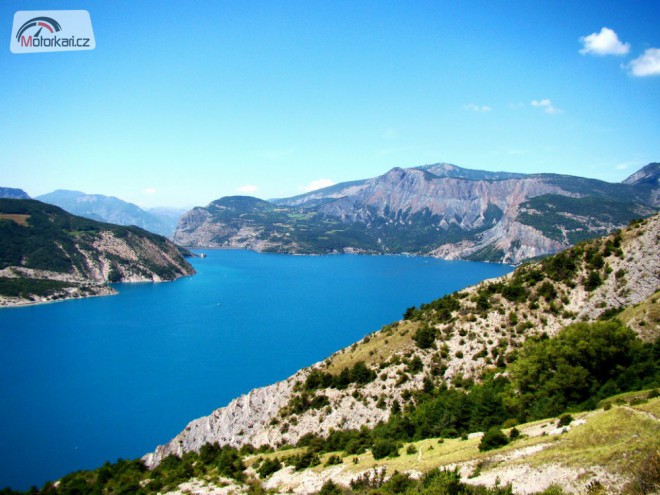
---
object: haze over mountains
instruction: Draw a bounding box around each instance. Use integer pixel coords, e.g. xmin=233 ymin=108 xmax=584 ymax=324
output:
xmin=174 ymin=162 xmax=660 ymax=264
xmin=35 ymin=190 xmax=183 ymax=238
xmin=0 ymin=187 xmax=30 ymax=200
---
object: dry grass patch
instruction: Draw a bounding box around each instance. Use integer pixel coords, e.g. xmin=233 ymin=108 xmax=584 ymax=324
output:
xmin=528 ymin=399 xmax=660 ymax=473
xmin=326 ymin=321 xmax=418 ymax=374
xmin=0 ymin=213 xmax=30 ymax=226
xmin=617 ymin=291 xmax=660 ymax=341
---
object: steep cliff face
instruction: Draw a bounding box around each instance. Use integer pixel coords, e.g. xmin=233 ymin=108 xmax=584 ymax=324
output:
xmin=0 ymin=199 xmax=195 ymax=307
xmin=173 ymin=163 xmax=658 ymax=263
xmin=146 ymin=215 xmax=660 ymax=468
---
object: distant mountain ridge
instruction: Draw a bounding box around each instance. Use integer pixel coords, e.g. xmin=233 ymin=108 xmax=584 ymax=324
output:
xmin=0 ymin=187 xmax=30 ymax=200
xmin=174 ymin=162 xmax=659 ymax=263
xmin=36 ymin=190 xmax=180 ymax=237
xmin=0 ymin=199 xmax=195 ymax=307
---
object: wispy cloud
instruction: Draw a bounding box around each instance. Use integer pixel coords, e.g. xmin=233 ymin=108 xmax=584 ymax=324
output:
xmin=615 ymin=160 xmax=644 ymax=171
xmin=579 ymin=27 xmax=630 ymax=56
xmin=628 ymin=48 xmax=660 ymax=77
xmin=143 ymin=187 xmax=157 ymax=195
xmin=237 ymin=184 xmax=259 ymax=194
xmin=464 ymin=103 xmax=492 ymax=112
xmin=300 ymin=179 xmax=335 ymax=193
xmin=531 ymin=99 xmax=560 ymax=115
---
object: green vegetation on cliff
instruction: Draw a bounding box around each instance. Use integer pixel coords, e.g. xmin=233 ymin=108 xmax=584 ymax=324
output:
xmin=0 ymin=199 xmax=195 ymax=303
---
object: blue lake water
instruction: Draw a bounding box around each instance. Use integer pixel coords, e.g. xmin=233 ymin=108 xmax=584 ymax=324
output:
xmin=0 ymin=250 xmax=512 ymax=490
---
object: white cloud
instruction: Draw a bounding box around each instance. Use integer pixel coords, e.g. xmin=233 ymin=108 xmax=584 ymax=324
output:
xmin=237 ymin=184 xmax=259 ymax=194
xmin=300 ymin=179 xmax=335 ymax=193
xmin=629 ymin=48 xmax=660 ymax=77
xmin=615 ymin=160 xmax=645 ymax=171
xmin=143 ymin=187 xmax=157 ymax=195
xmin=531 ymin=99 xmax=560 ymax=114
xmin=464 ymin=103 xmax=492 ymax=112
xmin=579 ymin=27 xmax=630 ymax=56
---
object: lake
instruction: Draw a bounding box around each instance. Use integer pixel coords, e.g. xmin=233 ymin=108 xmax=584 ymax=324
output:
xmin=0 ymin=250 xmax=512 ymax=490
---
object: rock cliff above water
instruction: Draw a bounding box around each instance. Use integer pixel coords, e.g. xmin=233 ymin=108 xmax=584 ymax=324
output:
xmin=0 ymin=198 xmax=195 ymax=307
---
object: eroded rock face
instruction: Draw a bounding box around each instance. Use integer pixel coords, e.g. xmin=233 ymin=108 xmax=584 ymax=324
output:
xmin=144 ymin=370 xmax=307 ymax=468
xmin=173 ymin=163 xmax=658 ymax=263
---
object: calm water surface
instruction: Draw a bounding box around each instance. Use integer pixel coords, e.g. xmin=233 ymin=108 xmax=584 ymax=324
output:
xmin=0 ymin=250 xmax=512 ymax=489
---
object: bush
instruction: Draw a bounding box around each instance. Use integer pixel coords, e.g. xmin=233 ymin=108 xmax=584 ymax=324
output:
xmin=371 ymin=439 xmax=400 ymax=459
xmin=319 ymin=480 xmax=343 ymax=495
xmin=557 ymin=414 xmax=573 ymax=427
xmin=257 ymin=457 xmax=281 ymax=478
xmin=584 ymin=271 xmax=603 ymax=291
xmin=478 ymin=428 xmax=509 ymax=451
xmin=414 ymin=325 xmax=437 ymax=349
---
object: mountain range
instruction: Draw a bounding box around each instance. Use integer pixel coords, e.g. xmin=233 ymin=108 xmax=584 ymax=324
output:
xmin=35 ymin=190 xmax=184 ymax=237
xmin=173 ymin=162 xmax=659 ymax=264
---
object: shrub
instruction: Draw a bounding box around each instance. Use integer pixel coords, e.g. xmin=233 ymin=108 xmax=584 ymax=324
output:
xmin=478 ymin=427 xmax=509 ymax=451
xmin=371 ymin=439 xmax=400 ymax=459
xmin=319 ymin=480 xmax=343 ymax=495
xmin=557 ymin=414 xmax=573 ymax=427
xmin=414 ymin=325 xmax=437 ymax=349
xmin=584 ymin=271 xmax=603 ymax=291
xmin=324 ymin=454 xmax=343 ymax=466
xmin=257 ymin=457 xmax=281 ymax=478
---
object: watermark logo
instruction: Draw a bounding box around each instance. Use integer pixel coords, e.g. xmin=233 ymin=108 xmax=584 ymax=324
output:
xmin=10 ymin=10 xmax=95 ymax=54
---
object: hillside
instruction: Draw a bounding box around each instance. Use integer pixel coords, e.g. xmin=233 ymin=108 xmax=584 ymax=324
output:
xmin=0 ymin=199 xmax=195 ymax=307
xmin=36 ymin=190 xmax=178 ymax=237
xmin=141 ymin=215 xmax=659 ymax=494
xmin=173 ymin=162 xmax=658 ymax=263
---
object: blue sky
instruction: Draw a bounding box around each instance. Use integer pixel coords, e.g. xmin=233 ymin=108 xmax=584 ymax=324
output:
xmin=1 ymin=1 xmax=659 ymax=208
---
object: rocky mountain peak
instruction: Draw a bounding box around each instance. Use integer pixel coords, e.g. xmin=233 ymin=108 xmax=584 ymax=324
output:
xmin=622 ymin=162 xmax=660 ymax=186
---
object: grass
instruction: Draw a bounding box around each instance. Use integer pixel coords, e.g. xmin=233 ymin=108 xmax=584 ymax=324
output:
xmin=325 ymin=321 xmax=419 ymax=373
xmin=632 ymin=397 xmax=660 ymax=417
xmin=266 ymin=397 xmax=659 ymax=473
xmin=0 ymin=213 xmax=30 ymax=226
xmin=528 ymin=398 xmax=660 ymax=473
xmin=599 ymin=389 xmax=659 ymax=408
xmin=617 ymin=290 xmax=660 ymax=341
